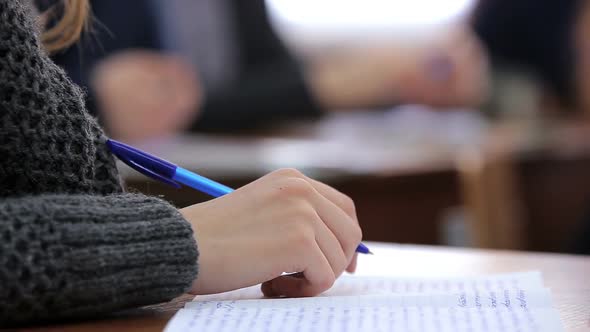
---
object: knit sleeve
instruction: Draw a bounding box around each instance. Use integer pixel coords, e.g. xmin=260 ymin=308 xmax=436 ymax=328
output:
xmin=0 ymin=193 xmax=198 ymax=326
xmin=0 ymin=1 xmax=199 ymax=326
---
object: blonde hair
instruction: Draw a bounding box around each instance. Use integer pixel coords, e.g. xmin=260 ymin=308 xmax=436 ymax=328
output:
xmin=41 ymin=0 xmax=90 ymax=53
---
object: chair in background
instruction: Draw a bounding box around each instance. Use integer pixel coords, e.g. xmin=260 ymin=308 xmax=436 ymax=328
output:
xmin=457 ymin=129 xmax=526 ymax=250
xmin=458 ymin=122 xmax=590 ymax=252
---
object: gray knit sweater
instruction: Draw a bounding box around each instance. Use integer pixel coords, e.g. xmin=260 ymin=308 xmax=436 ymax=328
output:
xmin=0 ymin=0 xmax=199 ymax=325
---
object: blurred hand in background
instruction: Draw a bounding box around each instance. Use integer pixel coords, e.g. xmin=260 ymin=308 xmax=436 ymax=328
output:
xmin=91 ymin=50 xmax=202 ymax=142
xmin=308 ymin=28 xmax=490 ymax=111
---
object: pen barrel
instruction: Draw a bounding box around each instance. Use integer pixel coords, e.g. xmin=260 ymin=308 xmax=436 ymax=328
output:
xmin=173 ymin=167 xmax=234 ymax=197
xmin=356 ymin=243 xmax=371 ymax=254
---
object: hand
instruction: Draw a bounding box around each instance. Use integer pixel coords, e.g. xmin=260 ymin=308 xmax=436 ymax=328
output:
xmin=180 ymin=168 xmax=362 ymax=297
xmin=308 ymin=27 xmax=489 ymax=110
xmin=91 ymin=50 xmax=201 ymax=142
xmin=396 ymin=29 xmax=490 ymax=108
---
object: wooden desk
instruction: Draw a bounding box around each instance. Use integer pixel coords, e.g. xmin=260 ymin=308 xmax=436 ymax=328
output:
xmin=21 ymin=244 xmax=590 ymax=332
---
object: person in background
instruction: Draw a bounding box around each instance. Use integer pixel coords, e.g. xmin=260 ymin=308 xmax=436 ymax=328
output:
xmin=1 ymin=0 xmax=363 ymax=325
xmin=573 ymin=0 xmax=590 ymax=254
xmin=473 ymin=0 xmax=590 ymax=253
xmin=50 ymin=0 xmax=202 ymax=142
xmin=53 ymin=0 xmax=489 ymax=142
xmin=472 ymin=0 xmax=582 ymax=112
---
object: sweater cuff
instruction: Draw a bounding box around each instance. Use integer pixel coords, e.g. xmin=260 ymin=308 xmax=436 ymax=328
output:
xmin=51 ymin=194 xmax=198 ymax=318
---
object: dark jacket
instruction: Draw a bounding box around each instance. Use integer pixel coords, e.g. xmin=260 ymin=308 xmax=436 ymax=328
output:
xmin=472 ymin=0 xmax=582 ymax=108
xmin=52 ymin=0 xmax=322 ymax=131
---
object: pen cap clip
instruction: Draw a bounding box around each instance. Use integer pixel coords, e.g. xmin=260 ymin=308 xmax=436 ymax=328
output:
xmin=106 ymin=139 xmax=181 ymax=189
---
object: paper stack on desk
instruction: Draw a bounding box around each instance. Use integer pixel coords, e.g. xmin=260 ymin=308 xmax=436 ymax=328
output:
xmin=164 ymin=271 xmax=563 ymax=332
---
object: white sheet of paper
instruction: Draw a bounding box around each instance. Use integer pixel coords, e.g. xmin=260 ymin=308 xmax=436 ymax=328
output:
xmin=168 ymin=290 xmax=561 ymax=332
xmin=184 ymin=288 xmax=553 ymax=310
xmin=165 ymin=271 xmax=563 ymax=332
xmin=168 ymin=307 xmax=562 ymax=332
xmin=191 ymin=271 xmax=545 ymax=302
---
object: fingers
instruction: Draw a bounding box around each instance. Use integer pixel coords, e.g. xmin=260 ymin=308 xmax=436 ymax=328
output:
xmin=305 ymin=177 xmax=359 ymax=222
xmin=265 ymin=242 xmax=336 ymax=298
xmin=309 ymin=188 xmax=361 ymax=265
xmin=303 ymin=176 xmax=363 ymax=261
xmin=265 ymin=169 xmax=363 ymax=296
xmin=346 ymin=253 xmax=358 ymax=273
xmin=261 ymin=273 xmax=304 ymax=297
xmin=271 ymin=169 xmax=362 ymax=261
xmin=310 ymin=208 xmax=350 ymax=279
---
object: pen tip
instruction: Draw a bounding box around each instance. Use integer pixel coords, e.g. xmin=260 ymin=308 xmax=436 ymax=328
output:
xmin=368 ymin=250 xmax=374 ymax=255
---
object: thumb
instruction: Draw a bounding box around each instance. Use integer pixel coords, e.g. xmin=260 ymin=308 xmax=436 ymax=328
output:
xmin=261 ymin=272 xmax=329 ymax=298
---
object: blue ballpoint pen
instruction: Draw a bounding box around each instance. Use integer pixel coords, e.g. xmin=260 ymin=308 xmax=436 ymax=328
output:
xmin=107 ymin=139 xmax=372 ymax=255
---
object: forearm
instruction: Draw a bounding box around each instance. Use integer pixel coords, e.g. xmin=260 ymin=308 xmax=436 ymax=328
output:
xmin=0 ymin=193 xmax=198 ymax=326
xmin=304 ymin=49 xmax=413 ymax=111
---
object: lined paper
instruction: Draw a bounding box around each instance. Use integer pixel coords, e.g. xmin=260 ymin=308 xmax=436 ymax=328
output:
xmin=165 ymin=272 xmax=563 ymax=332
xmin=185 ymin=288 xmax=553 ymax=310
xmin=169 ymin=306 xmax=562 ymax=332
xmin=192 ymin=271 xmax=544 ymax=302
